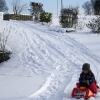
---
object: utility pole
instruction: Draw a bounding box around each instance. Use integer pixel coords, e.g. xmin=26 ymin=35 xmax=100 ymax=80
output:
xmin=61 ymin=0 xmax=63 ymax=10
xmin=57 ymin=0 xmax=58 ymax=16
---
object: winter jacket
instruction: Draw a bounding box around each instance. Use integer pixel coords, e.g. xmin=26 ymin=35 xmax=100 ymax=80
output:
xmin=79 ymin=71 xmax=96 ymax=87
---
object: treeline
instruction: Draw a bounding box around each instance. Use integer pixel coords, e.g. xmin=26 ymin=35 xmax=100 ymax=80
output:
xmin=0 ymin=0 xmax=100 ymax=29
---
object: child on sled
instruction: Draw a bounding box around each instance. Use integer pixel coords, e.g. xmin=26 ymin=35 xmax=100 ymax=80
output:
xmin=72 ymin=63 xmax=99 ymax=99
xmin=79 ymin=63 xmax=98 ymax=94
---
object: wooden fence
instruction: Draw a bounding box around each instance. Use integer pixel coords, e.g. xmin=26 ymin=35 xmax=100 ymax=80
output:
xmin=3 ymin=14 xmax=33 ymax=21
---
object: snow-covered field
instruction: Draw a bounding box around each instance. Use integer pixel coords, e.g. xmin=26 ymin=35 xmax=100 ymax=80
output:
xmin=68 ymin=33 xmax=100 ymax=57
xmin=0 ymin=20 xmax=100 ymax=100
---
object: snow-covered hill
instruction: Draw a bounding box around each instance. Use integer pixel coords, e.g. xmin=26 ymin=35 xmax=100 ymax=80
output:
xmin=0 ymin=20 xmax=100 ymax=100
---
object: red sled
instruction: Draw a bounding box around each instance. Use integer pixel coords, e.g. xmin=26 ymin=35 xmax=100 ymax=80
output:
xmin=72 ymin=86 xmax=95 ymax=99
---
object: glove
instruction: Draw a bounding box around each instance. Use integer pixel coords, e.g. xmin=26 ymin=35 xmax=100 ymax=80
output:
xmin=86 ymin=80 xmax=89 ymax=85
xmin=83 ymin=80 xmax=89 ymax=85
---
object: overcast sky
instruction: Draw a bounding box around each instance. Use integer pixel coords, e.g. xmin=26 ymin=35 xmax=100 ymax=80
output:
xmin=6 ymin=0 xmax=89 ymax=15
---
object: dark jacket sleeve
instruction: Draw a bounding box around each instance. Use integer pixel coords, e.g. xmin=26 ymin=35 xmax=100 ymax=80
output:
xmin=79 ymin=73 xmax=85 ymax=84
xmin=89 ymin=72 xmax=95 ymax=84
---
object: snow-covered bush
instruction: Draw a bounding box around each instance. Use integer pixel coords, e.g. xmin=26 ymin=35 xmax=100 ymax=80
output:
xmin=40 ymin=12 xmax=52 ymax=23
xmin=75 ymin=21 xmax=86 ymax=30
xmin=87 ymin=16 xmax=100 ymax=33
xmin=0 ymin=28 xmax=11 ymax=63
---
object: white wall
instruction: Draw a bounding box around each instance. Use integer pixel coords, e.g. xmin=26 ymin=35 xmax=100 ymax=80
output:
xmin=0 ymin=12 xmax=4 ymax=20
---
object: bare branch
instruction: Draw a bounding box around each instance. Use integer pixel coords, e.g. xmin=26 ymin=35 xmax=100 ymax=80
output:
xmin=12 ymin=0 xmax=27 ymax=15
xmin=0 ymin=27 xmax=11 ymax=52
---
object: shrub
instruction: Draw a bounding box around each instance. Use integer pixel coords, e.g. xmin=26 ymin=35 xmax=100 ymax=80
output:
xmin=0 ymin=50 xmax=11 ymax=63
xmin=0 ymin=28 xmax=11 ymax=63
xmin=40 ymin=12 xmax=52 ymax=23
xmin=87 ymin=16 xmax=100 ymax=33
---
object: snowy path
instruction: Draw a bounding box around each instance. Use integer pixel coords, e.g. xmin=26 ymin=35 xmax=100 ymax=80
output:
xmin=0 ymin=21 xmax=100 ymax=100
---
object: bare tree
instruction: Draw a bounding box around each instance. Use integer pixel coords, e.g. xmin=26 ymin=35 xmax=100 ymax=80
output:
xmin=0 ymin=28 xmax=11 ymax=52
xmin=12 ymin=0 xmax=27 ymax=15
xmin=82 ymin=1 xmax=94 ymax=15
xmin=0 ymin=0 xmax=8 ymax=12
xmin=91 ymin=0 xmax=100 ymax=15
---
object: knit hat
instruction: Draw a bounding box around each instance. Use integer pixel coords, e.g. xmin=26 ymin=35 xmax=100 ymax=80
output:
xmin=82 ymin=63 xmax=90 ymax=71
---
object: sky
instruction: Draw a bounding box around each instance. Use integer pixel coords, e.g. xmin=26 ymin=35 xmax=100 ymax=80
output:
xmin=6 ymin=0 xmax=89 ymax=16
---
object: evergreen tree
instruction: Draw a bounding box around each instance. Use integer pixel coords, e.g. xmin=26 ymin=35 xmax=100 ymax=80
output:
xmin=30 ymin=2 xmax=43 ymax=21
xmin=60 ymin=7 xmax=78 ymax=28
xmin=40 ymin=12 xmax=52 ymax=23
